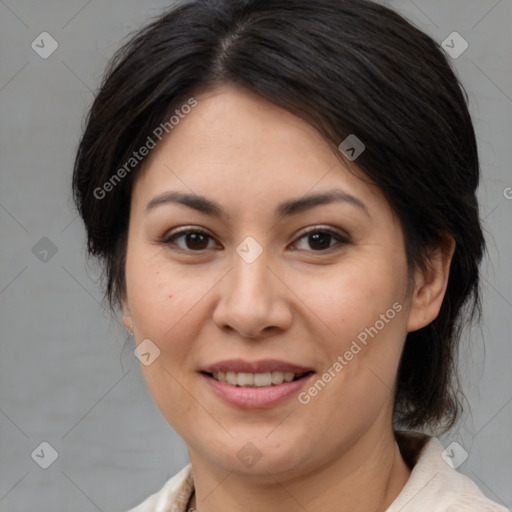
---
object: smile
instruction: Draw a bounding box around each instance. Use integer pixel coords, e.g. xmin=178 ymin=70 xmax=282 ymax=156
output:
xmin=208 ymin=370 xmax=312 ymax=387
xmin=200 ymin=362 xmax=315 ymax=408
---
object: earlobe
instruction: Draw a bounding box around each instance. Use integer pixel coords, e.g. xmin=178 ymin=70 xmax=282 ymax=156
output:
xmin=407 ymin=235 xmax=456 ymax=333
xmin=122 ymin=301 xmax=134 ymax=335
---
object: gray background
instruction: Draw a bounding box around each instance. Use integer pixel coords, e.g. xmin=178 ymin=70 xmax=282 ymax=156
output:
xmin=0 ymin=0 xmax=511 ymax=510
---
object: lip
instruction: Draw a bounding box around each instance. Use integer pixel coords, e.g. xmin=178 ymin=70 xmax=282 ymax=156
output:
xmin=201 ymin=358 xmax=314 ymax=374
xmin=201 ymin=373 xmax=315 ymax=409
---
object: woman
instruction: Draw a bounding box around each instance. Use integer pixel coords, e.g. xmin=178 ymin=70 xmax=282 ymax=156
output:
xmin=72 ymin=0 xmax=508 ymax=510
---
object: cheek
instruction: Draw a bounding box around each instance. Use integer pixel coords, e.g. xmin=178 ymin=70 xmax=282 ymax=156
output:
xmin=297 ymin=255 xmax=407 ymax=342
xmin=126 ymin=246 xmax=195 ymax=331
xmin=295 ymin=255 xmax=408 ymax=408
xmin=125 ymin=247 xmax=226 ymax=373
xmin=124 ymin=247 xmax=188 ymax=366
xmin=125 ymin=250 xmax=212 ymax=430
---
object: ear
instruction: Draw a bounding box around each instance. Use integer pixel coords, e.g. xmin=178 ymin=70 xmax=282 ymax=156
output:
xmin=407 ymin=234 xmax=456 ymax=333
xmin=121 ymin=299 xmax=134 ymax=334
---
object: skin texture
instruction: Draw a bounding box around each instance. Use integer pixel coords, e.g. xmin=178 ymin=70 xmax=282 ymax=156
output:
xmin=122 ymin=84 xmax=455 ymax=512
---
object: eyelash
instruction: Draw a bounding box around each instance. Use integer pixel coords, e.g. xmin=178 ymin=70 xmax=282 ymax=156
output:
xmin=160 ymin=226 xmax=350 ymax=255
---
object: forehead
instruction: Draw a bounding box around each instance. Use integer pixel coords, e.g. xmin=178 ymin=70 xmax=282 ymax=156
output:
xmin=132 ymin=84 xmax=387 ymax=221
xmin=144 ymin=84 xmax=337 ymax=175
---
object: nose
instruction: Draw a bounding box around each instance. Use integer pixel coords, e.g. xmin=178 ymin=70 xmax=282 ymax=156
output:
xmin=212 ymin=250 xmax=293 ymax=339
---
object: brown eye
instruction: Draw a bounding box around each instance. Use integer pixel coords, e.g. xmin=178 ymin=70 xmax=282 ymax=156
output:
xmin=293 ymin=228 xmax=349 ymax=252
xmin=307 ymin=232 xmax=333 ymax=250
xmin=162 ymin=229 xmax=216 ymax=252
xmin=182 ymin=232 xmax=210 ymax=250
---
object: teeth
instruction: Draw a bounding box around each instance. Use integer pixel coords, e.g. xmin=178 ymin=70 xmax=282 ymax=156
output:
xmin=226 ymin=371 xmax=237 ymax=385
xmin=212 ymin=371 xmax=302 ymax=387
xmin=254 ymin=372 xmax=272 ymax=386
xmin=237 ymin=372 xmax=254 ymax=386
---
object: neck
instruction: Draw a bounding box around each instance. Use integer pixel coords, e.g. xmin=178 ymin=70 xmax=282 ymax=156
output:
xmin=187 ymin=428 xmax=411 ymax=512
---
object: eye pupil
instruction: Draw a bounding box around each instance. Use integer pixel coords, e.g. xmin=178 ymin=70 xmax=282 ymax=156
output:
xmin=309 ymin=232 xmax=331 ymax=250
xmin=187 ymin=233 xmax=208 ymax=250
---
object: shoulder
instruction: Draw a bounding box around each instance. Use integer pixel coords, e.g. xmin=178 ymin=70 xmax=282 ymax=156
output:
xmin=388 ymin=432 xmax=509 ymax=512
xmin=126 ymin=464 xmax=193 ymax=512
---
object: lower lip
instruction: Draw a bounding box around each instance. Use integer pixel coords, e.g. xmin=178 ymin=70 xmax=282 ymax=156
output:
xmin=200 ymin=372 xmax=315 ymax=409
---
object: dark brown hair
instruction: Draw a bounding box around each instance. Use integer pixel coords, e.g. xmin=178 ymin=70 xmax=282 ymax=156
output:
xmin=72 ymin=0 xmax=485 ymax=431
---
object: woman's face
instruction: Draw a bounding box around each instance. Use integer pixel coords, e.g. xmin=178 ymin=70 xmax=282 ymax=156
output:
xmin=123 ymin=84 xmax=420 ymax=479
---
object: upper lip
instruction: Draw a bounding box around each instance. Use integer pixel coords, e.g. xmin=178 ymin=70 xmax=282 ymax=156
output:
xmin=201 ymin=359 xmax=314 ymax=374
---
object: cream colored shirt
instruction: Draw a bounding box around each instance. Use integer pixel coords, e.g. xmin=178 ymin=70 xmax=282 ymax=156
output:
xmin=127 ymin=432 xmax=509 ymax=512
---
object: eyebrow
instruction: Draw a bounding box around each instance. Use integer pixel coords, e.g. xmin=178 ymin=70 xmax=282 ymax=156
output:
xmin=145 ymin=189 xmax=369 ymax=219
